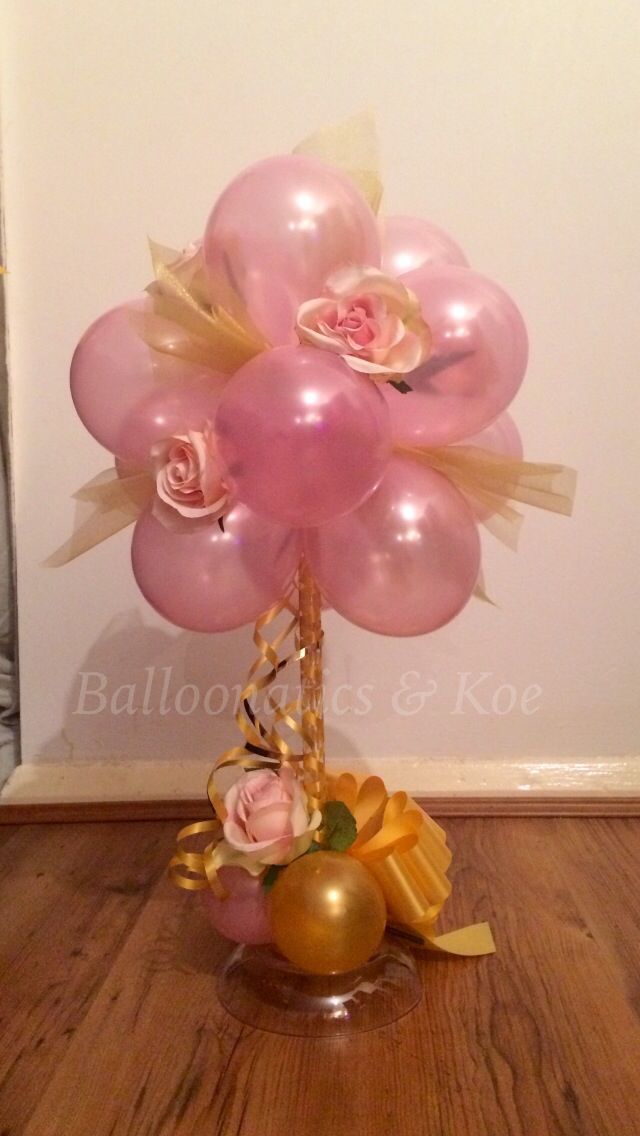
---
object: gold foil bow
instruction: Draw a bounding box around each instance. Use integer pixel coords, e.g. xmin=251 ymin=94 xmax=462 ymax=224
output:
xmin=329 ymin=772 xmax=495 ymax=956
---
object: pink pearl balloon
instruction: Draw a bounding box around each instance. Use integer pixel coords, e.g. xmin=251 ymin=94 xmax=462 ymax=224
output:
xmin=306 ymin=455 xmax=480 ymax=637
xmin=203 ymin=155 xmax=381 ymax=345
xmin=131 ymin=501 xmax=300 ymax=632
xmin=116 ymin=374 xmax=226 ymax=466
xmin=381 ymin=215 xmax=468 ymax=276
xmin=461 ymin=412 xmax=523 ymax=459
xmin=200 ymin=867 xmax=272 ymax=945
xmin=216 ymin=346 xmax=391 ymax=528
xmin=384 ymin=265 xmax=528 ymax=446
xmin=71 ymin=298 xmax=221 ymax=459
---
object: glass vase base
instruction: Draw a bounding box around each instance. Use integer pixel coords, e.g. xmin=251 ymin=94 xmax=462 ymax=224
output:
xmin=217 ymin=939 xmax=422 ymax=1036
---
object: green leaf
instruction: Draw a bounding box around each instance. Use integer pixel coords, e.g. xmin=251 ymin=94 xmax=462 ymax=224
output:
xmin=321 ymin=800 xmax=357 ymax=852
xmin=262 ymin=865 xmax=284 ymax=892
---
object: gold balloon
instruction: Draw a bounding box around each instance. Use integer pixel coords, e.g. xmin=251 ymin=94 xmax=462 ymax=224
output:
xmin=269 ymin=851 xmax=387 ymax=975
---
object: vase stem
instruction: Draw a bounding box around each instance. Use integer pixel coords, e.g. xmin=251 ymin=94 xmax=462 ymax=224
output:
xmin=297 ymin=556 xmax=326 ymax=810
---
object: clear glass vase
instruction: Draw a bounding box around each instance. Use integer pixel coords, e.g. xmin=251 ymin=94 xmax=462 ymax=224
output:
xmin=217 ymin=938 xmax=422 ymax=1037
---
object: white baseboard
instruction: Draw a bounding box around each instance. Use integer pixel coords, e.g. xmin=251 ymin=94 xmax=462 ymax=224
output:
xmin=2 ymin=755 xmax=639 ymax=805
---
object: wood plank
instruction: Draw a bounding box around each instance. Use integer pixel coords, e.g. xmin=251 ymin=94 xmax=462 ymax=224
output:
xmin=0 ymin=821 xmax=176 ymax=1134
xmin=427 ymin=818 xmax=640 ymax=1135
xmin=7 ymin=817 xmax=637 ymax=1136
xmin=0 ymin=823 xmax=18 ymax=848
xmin=2 ymin=794 xmax=639 ymax=825
xmin=547 ymin=817 xmax=640 ymax=1015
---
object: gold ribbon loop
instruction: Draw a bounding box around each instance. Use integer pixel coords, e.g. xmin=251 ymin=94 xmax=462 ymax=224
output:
xmin=168 ymin=819 xmax=227 ymax=896
xmin=204 ymin=564 xmax=326 ymax=818
xmin=330 ymin=774 xmax=494 ymax=957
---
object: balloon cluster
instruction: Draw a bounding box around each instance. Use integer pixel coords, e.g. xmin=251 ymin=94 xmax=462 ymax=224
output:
xmin=71 ymin=153 xmax=527 ymax=637
xmin=200 ymin=853 xmax=387 ymax=976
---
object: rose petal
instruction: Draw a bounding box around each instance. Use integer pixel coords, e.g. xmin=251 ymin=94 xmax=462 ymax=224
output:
xmin=288 ymin=794 xmax=312 ymax=838
xmin=223 ymin=818 xmax=252 ymax=851
xmin=246 ymin=802 xmax=293 ymax=844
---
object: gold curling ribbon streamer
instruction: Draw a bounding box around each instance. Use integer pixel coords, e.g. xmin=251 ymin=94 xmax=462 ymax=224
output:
xmin=294 ymin=110 xmax=384 ymax=215
xmin=168 ymin=818 xmax=228 ymax=898
xmin=170 ymin=559 xmax=327 ymax=895
xmin=397 ymin=444 xmax=577 ymax=552
xmin=329 ymin=773 xmax=495 ymax=957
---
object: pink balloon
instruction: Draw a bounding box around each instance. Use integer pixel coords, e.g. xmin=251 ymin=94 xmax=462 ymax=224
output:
xmin=71 ymin=298 xmax=222 ymax=459
xmin=384 ymin=265 xmax=528 ymax=446
xmin=200 ymin=867 xmax=272 ymax=945
xmin=203 ymin=155 xmax=381 ymax=345
xmin=381 ymin=215 xmax=468 ymax=276
xmin=116 ymin=374 xmax=226 ymax=466
xmin=216 ymin=346 xmax=391 ymax=528
xmin=131 ymin=501 xmax=300 ymax=632
xmin=306 ymin=455 xmax=480 ymax=637
xmin=461 ymin=412 xmax=523 ymax=459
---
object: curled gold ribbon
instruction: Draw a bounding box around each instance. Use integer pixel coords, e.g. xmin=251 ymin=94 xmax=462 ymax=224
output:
xmin=207 ymin=573 xmax=325 ymax=801
xmin=170 ymin=560 xmax=326 ymax=895
xmin=329 ymin=773 xmax=495 ymax=957
xmin=168 ymin=819 xmax=227 ymax=897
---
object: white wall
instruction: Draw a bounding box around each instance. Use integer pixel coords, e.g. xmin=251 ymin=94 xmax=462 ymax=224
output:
xmin=1 ymin=0 xmax=639 ymax=799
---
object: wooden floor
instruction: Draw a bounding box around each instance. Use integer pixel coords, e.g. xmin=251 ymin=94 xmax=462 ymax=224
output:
xmin=1 ymin=817 xmax=639 ymax=1136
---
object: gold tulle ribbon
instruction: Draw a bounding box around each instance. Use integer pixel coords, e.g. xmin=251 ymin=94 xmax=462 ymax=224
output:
xmin=294 ymin=110 xmax=383 ymax=215
xmin=398 ymin=444 xmax=576 ymax=551
xmin=138 ymin=113 xmax=382 ymax=373
xmin=48 ymin=443 xmax=576 ymax=569
xmin=133 ymin=240 xmax=268 ymax=375
xmin=45 ymin=468 xmax=155 ymax=566
xmin=329 ymin=773 xmax=495 ymax=956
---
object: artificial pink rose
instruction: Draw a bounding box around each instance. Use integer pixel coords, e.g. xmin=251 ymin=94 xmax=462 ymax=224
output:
xmin=151 ymin=423 xmax=229 ymax=519
xmin=223 ymin=767 xmax=322 ymax=867
xmin=296 ymin=265 xmax=431 ymax=377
